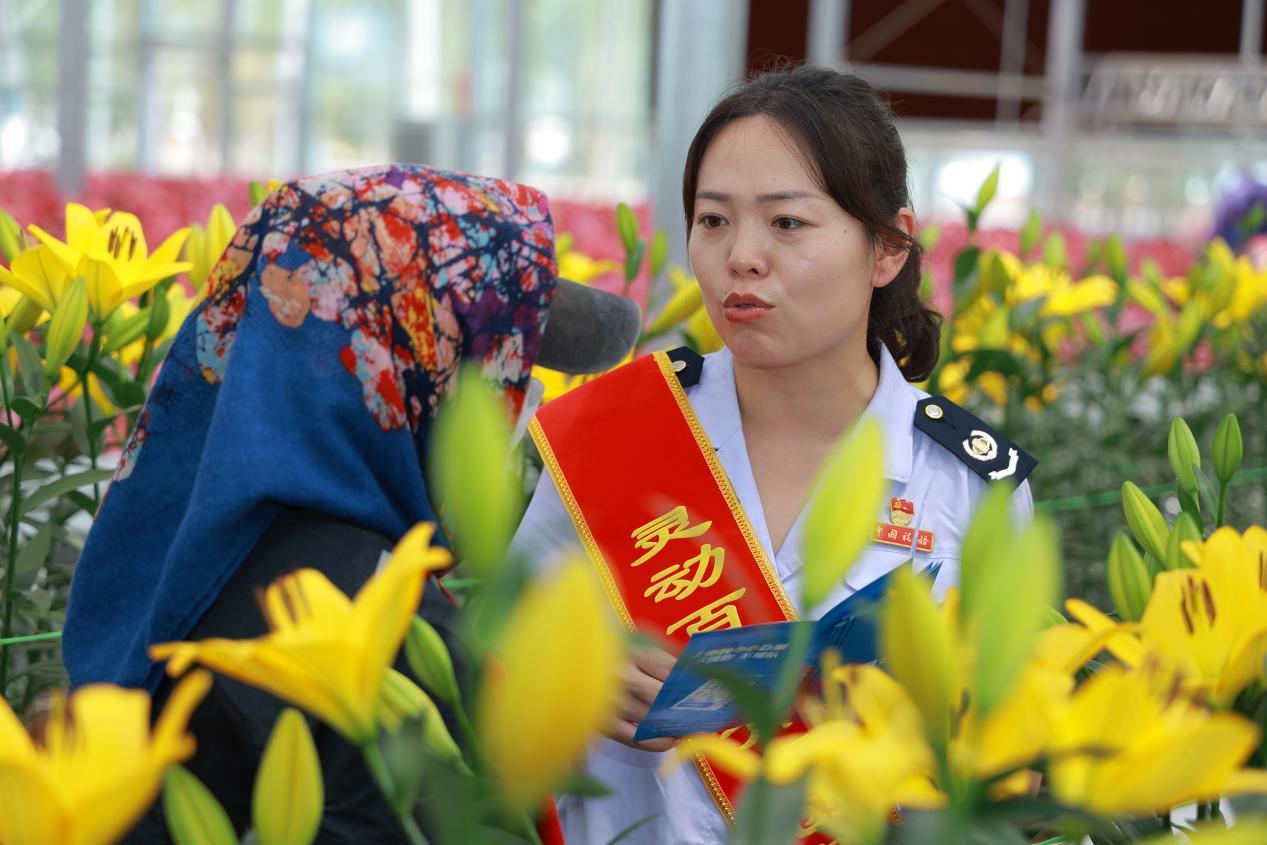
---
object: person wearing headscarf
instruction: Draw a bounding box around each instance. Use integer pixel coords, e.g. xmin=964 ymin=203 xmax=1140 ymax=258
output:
xmin=63 ymin=163 xmax=639 ymax=843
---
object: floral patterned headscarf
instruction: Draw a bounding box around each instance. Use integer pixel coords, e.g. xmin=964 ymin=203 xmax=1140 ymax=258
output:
xmin=64 ymin=164 xmax=559 ymax=691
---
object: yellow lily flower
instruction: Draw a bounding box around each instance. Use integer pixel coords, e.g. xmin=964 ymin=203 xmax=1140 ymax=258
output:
xmin=645 ymin=271 xmax=703 ymax=336
xmin=1047 ymin=664 xmax=1267 ymax=816
xmin=0 ymin=244 xmax=72 ymax=312
xmin=478 ymin=555 xmax=622 ymax=810
xmin=186 ymin=203 xmax=236 ymax=302
xmin=1068 ymin=526 xmax=1267 ymax=707
xmin=532 ymin=351 xmax=633 ymax=404
xmin=686 ymin=304 xmax=723 ymax=353
xmin=557 ymin=249 xmax=620 ymax=284
xmin=28 ymin=203 xmax=193 ymax=320
xmin=677 ymin=664 xmax=943 ymax=845
xmin=0 ymin=669 xmax=211 ymax=845
xmin=57 ymin=367 xmax=117 ymax=415
xmin=1043 ymin=274 xmax=1118 ymax=317
xmin=151 ymin=522 xmax=452 ymax=744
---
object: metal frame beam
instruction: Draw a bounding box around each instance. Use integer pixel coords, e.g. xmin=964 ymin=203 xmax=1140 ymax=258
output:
xmin=57 ymin=0 xmax=88 ymax=193
xmin=807 ymin=0 xmax=850 ymax=67
xmin=650 ymin=0 xmax=749 ymax=284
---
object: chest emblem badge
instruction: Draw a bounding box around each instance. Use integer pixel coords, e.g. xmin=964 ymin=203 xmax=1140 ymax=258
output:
xmin=890 ymin=497 xmax=915 ymax=526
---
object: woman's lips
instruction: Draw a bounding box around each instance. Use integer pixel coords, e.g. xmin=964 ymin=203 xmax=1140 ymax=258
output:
xmin=722 ymin=293 xmax=773 ymax=324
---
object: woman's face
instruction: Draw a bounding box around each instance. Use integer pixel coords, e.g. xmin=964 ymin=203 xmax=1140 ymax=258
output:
xmin=687 ymin=115 xmax=909 ymax=371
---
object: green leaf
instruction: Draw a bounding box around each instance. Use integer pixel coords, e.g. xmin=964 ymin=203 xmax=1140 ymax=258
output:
xmin=1106 ymin=234 xmax=1128 ymax=282
xmin=966 ymin=207 xmax=981 ymax=234
xmin=624 ymin=239 xmax=646 ymax=283
xmin=428 ymin=365 xmax=521 ymax=579
xmin=1042 ymin=232 xmax=1068 ymax=269
xmin=18 ymin=469 xmax=114 ymax=517
xmin=731 ymin=774 xmax=808 ymax=845
xmin=615 ymin=202 xmax=639 ymax=254
xmin=253 ymin=709 xmax=323 ymax=845
xmin=249 ymin=180 xmax=270 ymax=206
xmin=14 ymin=522 xmax=53 ymax=592
xmin=1194 ymin=465 xmax=1222 ymax=526
xmin=649 ymin=229 xmax=669 ymax=281
xmin=10 ymin=334 xmax=44 ymax=398
xmin=68 ymin=398 xmax=91 ymax=456
xmin=801 ymin=418 xmax=886 ymax=609
xmin=953 ymin=246 xmax=981 ymax=293
xmin=1175 ymin=483 xmax=1203 ymax=530
xmin=10 ymin=395 xmax=43 ymax=425
xmin=163 ymin=765 xmax=238 ymax=845
xmin=918 ymin=222 xmax=941 ymax=251
xmin=378 ymin=715 xmax=431 ymax=816
xmin=0 ymin=422 xmax=26 ymax=455
xmin=1019 ymin=210 xmax=1041 ymax=256
xmin=974 ymin=163 xmax=1001 ymax=218
xmin=556 ymin=771 xmax=615 ymax=799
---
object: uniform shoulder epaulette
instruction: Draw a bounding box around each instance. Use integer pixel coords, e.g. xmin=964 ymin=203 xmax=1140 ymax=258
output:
xmin=666 ymin=346 xmax=704 ymax=388
xmin=914 ymin=395 xmax=1037 ymax=485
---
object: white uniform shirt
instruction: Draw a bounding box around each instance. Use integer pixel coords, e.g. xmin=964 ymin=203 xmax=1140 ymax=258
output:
xmin=510 ymin=345 xmax=1034 ymax=845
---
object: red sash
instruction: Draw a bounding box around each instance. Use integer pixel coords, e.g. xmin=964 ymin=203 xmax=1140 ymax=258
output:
xmin=531 ymin=351 xmax=835 ymax=843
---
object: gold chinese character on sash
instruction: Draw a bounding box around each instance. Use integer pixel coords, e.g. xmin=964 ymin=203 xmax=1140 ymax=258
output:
xmin=630 ymin=505 xmax=712 ymax=567
xmin=666 ymin=588 xmax=747 ymax=636
xmin=644 ymin=544 xmax=725 ymax=602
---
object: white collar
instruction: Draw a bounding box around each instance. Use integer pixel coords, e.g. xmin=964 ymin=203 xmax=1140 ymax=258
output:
xmin=690 ymin=344 xmax=922 ymax=483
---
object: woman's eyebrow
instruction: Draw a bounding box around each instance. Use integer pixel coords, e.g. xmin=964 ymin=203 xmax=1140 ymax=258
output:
xmin=695 ymin=190 xmax=818 ymax=203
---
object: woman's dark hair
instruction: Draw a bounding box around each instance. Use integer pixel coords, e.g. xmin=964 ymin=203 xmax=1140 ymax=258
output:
xmin=682 ymin=65 xmax=942 ymax=381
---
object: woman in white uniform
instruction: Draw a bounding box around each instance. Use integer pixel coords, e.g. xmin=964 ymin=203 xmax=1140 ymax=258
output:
xmin=511 ymin=66 xmax=1035 ymax=845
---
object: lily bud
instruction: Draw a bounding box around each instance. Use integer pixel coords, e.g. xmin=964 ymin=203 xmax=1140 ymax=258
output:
xmin=0 ymin=207 xmax=22 ymax=263
xmin=644 ymin=281 xmax=703 ymax=337
xmin=101 ymin=308 xmax=152 ymax=355
xmin=404 ymin=615 xmax=461 ymax=710
xmin=162 ymin=766 xmax=237 ymax=845
xmin=1121 ymin=481 xmax=1168 ymax=563
xmin=253 ymin=709 xmax=323 ymax=845
xmin=802 ymin=418 xmax=885 ymax=609
xmin=881 ymin=567 xmax=953 ymax=752
xmin=1166 ymin=417 xmax=1201 ymax=495
xmin=1213 ymin=413 xmax=1243 ymax=485
xmin=1164 ymin=512 xmax=1203 ymax=570
xmin=42 ymin=276 xmax=89 ymax=381
xmin=1107 ymin=532 xmax=1151 ymax=621
xmin=147 ymin=287 xmax=173 ymax=341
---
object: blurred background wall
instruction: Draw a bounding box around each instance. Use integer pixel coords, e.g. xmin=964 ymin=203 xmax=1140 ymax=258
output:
xmin=2 ymin=0 xmax=1265 ymax=259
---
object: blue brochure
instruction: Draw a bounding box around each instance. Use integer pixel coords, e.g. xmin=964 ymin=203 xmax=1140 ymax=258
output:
xmin=632 ymin=563 xmax=938 ymax=742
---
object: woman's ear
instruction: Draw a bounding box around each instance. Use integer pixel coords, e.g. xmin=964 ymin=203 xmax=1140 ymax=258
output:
xmin=872 ymin=208 xmax=917 ymax=289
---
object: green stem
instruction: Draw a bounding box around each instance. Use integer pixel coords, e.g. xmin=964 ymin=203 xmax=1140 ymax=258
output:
xmin=0 ymin=631 xmax=61 ymax=646
xmin=1216 ymin=480 xmax=1228 ymax=528
xmin=361 ymin=739 xmax=430 ymax=845
xmin=79 ymin=331 xmax=102 ymax=504
xmin=0 ymin=446 xmax=23 ymax=703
